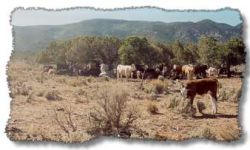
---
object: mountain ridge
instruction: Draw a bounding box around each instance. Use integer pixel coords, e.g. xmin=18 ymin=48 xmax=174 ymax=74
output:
xmin=13 ymin=19 xmax=242 ymax=51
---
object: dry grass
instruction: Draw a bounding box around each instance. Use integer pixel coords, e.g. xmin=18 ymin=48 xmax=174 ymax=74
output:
xmin=6 ymin=59 xmax=242 ymax=142
xmin=147 ymin=102 xmax=159 ymax=115
xmin=45 ymin=90 xmax=62 ymax=101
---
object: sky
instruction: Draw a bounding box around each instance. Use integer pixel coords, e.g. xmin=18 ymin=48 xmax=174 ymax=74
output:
xmin=11 ymin=7 xmax=242 ymax=26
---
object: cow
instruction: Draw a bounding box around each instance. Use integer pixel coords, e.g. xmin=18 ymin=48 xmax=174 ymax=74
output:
xmin=180 ymin=78 xmax=219 ymax=115
xmin=182 ymin=65 xmax=195 ymax=80
xmin=206 ymin=67 xmax=219 ymax=77
xmin=143 ymin=68 xmax=161 ymax=79
xmin=162 ymin=66 xmax=168 ymax=77
xmin=171 ymin=64 xmax=183 ymax=80
xmin=43 ymin=65 xmax=54 ymax=73
xmin=47 ymin=68 xmax=56 ymax=75
xmin=117 ymin=64 xmax=136 ymax=79
xmin=99 ymin=63 xmax=109 ymax=77
xmin=136 ymin=70 xmax=142 ymax=79
xmin=194 ymin=65 xmax=208 ymax=79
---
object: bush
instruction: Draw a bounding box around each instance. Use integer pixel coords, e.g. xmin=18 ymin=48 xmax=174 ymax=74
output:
xmin=147 ymin=103 xmax=159 ymax=115
xmin=150 ymin=80 xmax=168 ymax=94
xmin=76 ymin=89 xmax=86 ymax=96
xmin=46 ymin=90 xmax=62 ymax=101
xmin=201 ymin=127 xmax=215 ymax=139
xmin=97 ymin=76 xmax=110 ymax=82
xmin=88 ymin=85 xmax=140 ymax=138
xmin=26 ymin=92 xmax=34 ymax=103
xmin=167 ymin=95 xmax=196 ymax=117
xmin=53 ymin=106 xmax=77 ymax=135
xmin=14 ymin=84 xmax=30 ymax=96
xmin=36 ymin=74 xmax=46 ymax=83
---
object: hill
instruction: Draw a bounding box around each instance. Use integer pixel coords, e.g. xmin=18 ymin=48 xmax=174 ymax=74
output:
xmin=13 ymin=19 xmax=242 ymax=51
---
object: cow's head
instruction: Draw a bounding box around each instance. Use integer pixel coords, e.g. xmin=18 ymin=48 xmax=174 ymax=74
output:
xmin=131 ymin=64 xmax=136 ymax=71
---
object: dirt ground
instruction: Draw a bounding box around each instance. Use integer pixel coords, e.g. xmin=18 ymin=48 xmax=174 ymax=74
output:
xmin=6 ymin=59 xmax=242 ymax=143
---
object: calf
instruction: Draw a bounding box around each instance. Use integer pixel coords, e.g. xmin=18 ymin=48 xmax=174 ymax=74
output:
xmin=180 ymin=78 xmax=219 ymax=114
xmin=206 ymin=67 xmax=219 ymax=77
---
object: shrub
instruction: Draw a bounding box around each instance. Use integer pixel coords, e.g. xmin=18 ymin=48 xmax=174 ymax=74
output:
xmin=167 ymin=95 xmax=196 ymax=117
xmin=26 ymin=92 xmax=34 ymax=103
xmin=201 ymin=127 xmax=215 ymax=139
xmin=53 ymin=106 xmax=77 ymax=135
xmin=14 ymin=85 xmax=30 ymax=96
xmin=36 ymin=74 xmax=46 ymax=84
xmin=46 ymin=90 xmax=62 ymax=101
xmin=88 ymin=85 xmax=140 ymax=138
xmin=37 ymin=90 xmax=45 ymax=97
xmin=97 ymin=76 xmax=110 ymax=82
xmin=167 ymin=96 xmax=180 ymax=109
xmin=150 ymin=80 xmax=168 ymax=94
xmin=147 ymin=103 xmax=159 ymax=115
xmin=69 ymin=79 xmax=88 ymax=87
xmin=77 ymin=89 xmax=86 ymax=96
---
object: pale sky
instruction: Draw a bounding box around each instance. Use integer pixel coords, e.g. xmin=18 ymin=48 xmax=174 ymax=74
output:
xmin=11 ymin=7 xmax=242 ymax=26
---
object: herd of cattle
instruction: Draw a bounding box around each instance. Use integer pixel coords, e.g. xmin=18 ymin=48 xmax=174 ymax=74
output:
xmin=43 ymin=62 xmax=242 ymax=80
xmin=42 ymin=62 xmax=243 ymax=115
xmin=42 ymin=62 xmax=244 ymax=115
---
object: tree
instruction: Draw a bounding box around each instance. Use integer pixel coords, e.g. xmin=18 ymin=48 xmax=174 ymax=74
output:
xmin=219 ymin=38 xmax=245 ymax=77
xmin=65 ymin=36 xmax=98 ymax=65
xmin=184 ymin=42 xmax=199 ymax=64
xmin=197 ymin=36 xmax=220 ymax=67
xmin=171 ymin=40 xmax=190 ymax=65
xmin=36 ymin=50 xmax=52 ymax=64
xmin=118 ymin=36 xmax=158 ymax=65
xmin=155 ymin=42 xmax=173 ymax=66
xmin=95 ymin=36 xmax=121 ymax=67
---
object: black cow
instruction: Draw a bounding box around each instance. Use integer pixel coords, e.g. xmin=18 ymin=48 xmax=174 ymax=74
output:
xmin=194 ymin=65 xmax=208 ymax=79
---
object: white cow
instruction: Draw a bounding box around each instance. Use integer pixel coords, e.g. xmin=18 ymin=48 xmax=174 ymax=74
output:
xmin=99 ymin=63 xmax=109 ymax=77
xmin=48 ymin=68 xmax=56 ymax=75
xmin=206 ymin=67 xmax=219 ymax=77
xmin=117 ymin=64 xmax=136 ymax=79
xmin=136 ymin=70 xmax=142 ymax=79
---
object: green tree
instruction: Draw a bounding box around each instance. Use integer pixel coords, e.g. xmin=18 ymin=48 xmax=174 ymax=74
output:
xmin=36 ymin=50 xmax=52 ymax=64
xmin=118 ymin=36 xmax=158 ymax=65
xmin=171 ymin=40 xmax=190 ymax=65
xmin=184 ymin=42 xmax=199 ymax=64
xmin=219 ymin=38 xmax=245 ymax=77
xmin=155 ymin=42 xmax=173 ymax=66
xmin=197 ymin=36 xmax=220 ymax=67
xmin=95 ymin=36 xmax=121 ymax=67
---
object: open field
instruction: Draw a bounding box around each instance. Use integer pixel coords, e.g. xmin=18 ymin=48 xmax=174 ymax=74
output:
xmin=6 ymin=59 xmax=242 ymax=142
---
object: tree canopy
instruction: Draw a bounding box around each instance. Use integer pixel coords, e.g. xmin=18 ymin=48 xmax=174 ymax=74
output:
xmin=36 ymin=35 xmax=245 ymax=71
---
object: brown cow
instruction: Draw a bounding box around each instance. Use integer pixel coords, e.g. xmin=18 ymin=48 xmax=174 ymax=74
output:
xmin=180 ymin=78 xmax=219 ymax=114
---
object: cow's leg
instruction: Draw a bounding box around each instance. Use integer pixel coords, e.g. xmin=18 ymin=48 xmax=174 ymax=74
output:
xmin=117 ymin=72 xmax=119 ymax=79
xmin=209 ymin=92 xmax=217 ymax=114
xmin=187 ymin=95 xmax=196 ymax=116
xmin=125 ymin=71 xmax=128 ymax=80
xmin=131 ymin=72 xmax=133 ymax=79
